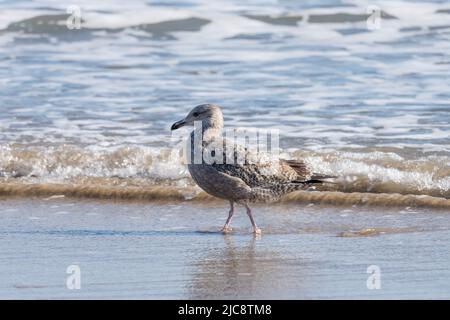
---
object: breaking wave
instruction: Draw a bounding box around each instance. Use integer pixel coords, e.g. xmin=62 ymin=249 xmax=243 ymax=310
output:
xmin=0 ymin=144 xmax=449 ymax=207
xmin=0 ymin=0 xmax=449 ymax=208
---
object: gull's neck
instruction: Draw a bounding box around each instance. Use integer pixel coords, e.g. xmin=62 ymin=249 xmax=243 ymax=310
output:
xmin=188 ymin=120 xmax=223 ymax=144
xmin=202 ymin=113 xmax=223 ymax=142
xmin=202 ymin=127 xmax=220 ymax=143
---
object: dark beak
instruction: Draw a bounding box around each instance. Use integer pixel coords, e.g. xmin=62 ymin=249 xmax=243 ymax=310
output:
xmin=171 ymin=119 xmax=186 ymax=131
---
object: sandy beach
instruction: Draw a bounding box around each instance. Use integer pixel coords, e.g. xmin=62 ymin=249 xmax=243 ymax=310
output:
xmin=1 ymin=196 xmax=449 ymax=299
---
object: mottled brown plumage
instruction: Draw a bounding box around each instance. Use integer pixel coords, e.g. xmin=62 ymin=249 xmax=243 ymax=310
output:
xmin=171 ymin=104 xmax=334 ymax=234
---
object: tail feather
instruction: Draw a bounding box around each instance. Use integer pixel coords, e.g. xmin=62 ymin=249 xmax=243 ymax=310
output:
xmin=281 ymin=159 xmax=309 ymax=179
xmin=311 ymin=173 xmax=338 ymax=180
xmin=282 ymin=159 xmax=337 ymax=183
xmin=303 ymin=179 xmax=325 ymax=184
xmin=292 ymin=176 xmax=338 ymax=185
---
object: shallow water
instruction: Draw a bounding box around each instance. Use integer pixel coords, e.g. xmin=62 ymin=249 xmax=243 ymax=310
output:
xmin=0 ymin=0 xmax=449 ymax=300
xmin=0 ymin=0 xmax=449 ymax=199
xmin=0 ymin=198 xmax=449 ymax=299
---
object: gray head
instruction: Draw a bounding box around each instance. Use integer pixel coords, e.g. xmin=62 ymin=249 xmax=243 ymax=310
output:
xmin=171 ymin=104 xmax=224 ymax=131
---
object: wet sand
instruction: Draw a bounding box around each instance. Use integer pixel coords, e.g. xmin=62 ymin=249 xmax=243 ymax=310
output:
xmin=0 ymin=197 xmax=449 ymax=299
xmin=1 ymin=0 xmax=449 ymax=300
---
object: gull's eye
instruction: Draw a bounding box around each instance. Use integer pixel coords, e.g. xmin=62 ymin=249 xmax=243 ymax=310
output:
xmin=193 ymin=112 xmax=199 ymax=117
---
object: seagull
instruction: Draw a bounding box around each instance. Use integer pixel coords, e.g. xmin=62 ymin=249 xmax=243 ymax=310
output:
xmin=171 ymin=104 xmax=335 ymax=234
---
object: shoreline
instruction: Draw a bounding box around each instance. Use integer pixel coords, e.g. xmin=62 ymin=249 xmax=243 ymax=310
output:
xmin=0 ymin=182 xmax=449 ymax=209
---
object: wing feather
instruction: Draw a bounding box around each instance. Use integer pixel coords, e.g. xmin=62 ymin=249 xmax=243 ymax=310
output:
xmin=205 ymin=138 xmax=311 ymax=188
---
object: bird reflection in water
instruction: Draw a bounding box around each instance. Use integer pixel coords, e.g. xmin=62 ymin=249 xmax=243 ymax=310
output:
xmin=187 ymin=235 xmax=309 ymax=299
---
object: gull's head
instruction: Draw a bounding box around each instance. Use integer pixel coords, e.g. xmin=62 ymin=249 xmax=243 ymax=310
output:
xmin=171 ymin=104 xmax=223 ymax=131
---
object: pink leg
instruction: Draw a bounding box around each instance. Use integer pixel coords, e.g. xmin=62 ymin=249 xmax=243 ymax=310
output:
xmin=245 ymin=203 xmax=261 ymax=235
xmin=221 ymin=201 xmax=235 ymax=233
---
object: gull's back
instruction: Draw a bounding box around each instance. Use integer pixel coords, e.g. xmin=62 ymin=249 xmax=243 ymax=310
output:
xmin=187 ymin=132 xmax=313 ymax=202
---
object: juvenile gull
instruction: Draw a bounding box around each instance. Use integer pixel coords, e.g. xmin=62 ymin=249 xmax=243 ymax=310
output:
xmin=171 ymin=104 xmax=334 ymax=234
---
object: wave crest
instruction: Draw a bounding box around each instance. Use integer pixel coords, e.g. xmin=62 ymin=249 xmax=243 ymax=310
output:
xmin=0 ymin=144 xmax=449 ymax=199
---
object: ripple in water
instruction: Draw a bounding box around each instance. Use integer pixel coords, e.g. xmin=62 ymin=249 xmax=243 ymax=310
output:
xmin=0 ymin=0 xmax=449 ymax=202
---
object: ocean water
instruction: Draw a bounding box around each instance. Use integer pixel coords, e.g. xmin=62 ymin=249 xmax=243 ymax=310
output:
xmin=0 ymin=0 xmax=449 ymax=201
xmin=0 ymin=0 xmax=450 ymax=299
